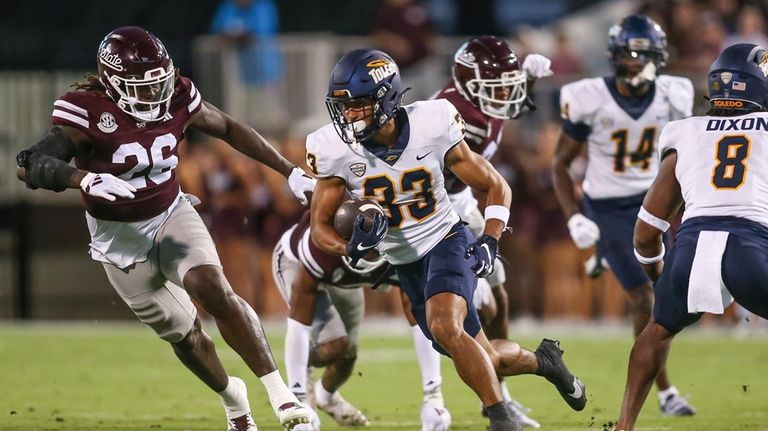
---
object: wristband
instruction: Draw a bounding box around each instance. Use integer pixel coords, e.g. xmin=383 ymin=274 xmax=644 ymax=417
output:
xmin=484 ymin=205 xmax=510 ymax=224
xmin=634 ymin=243 xmax=665 ymax=264
xmin=637 ymin=206 xmax=670 ymax=232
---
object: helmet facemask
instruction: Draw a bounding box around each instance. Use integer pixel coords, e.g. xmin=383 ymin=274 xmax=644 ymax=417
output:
xmin=104 ymin=62 xmax=175 ymax=123
xmin=464 ymin=70 xmax=527 ymax=119
xmin=326 ymin=83 xmax=394 ymax=144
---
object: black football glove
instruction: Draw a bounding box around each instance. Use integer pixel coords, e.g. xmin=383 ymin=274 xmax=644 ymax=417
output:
xmin=346 ymin=212 xmax=388 ymax=263
xmin=464 ymin=234 xmax=498 ymax=278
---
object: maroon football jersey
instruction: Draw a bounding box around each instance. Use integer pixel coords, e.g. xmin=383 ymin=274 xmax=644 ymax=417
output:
xmin=432 ymin=83 xmax=505 ymax=194
xmin=52 ymin=77 xmax=203 ymax=221
xmin=289 ymin=212 xmax=395 ymax=289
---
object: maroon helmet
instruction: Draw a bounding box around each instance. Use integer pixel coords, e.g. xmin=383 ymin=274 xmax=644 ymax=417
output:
xmin=452 ymin=36 xmax=527 ymax=119
xmin=97 ymin=26 xmax=176 ymax=122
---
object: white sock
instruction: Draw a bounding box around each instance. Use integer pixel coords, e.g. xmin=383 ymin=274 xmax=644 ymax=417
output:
xmin=315 ymin=380 xmax=334 ymax=406
xmin=499 ymin=378 xmax=512 ymax=402
xmin=411 ymin=325 xmax=442 ymax=394
xmin=658 ymin=385 xmax=679 ymax=403
xmin=218 ymin=376 xmax=251 ymax=418
xmin=260 ymin=369 xmax=300 ymax=414
xmin=285 ymin=318 xmax=312 ymax=396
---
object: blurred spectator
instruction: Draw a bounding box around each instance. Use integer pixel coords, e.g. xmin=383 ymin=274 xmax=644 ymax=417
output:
xmin=549 ymin=28 xmax=585 ymax=79
xmin=723 ymin=4 xmax=768 ymax=48
xmin=210 ymin=0 xmax=286 ymax=130
xmin=373 ymin=0 xmax=440 ymax=100
xmin=710 ymin=0 xmax=742 ymax=34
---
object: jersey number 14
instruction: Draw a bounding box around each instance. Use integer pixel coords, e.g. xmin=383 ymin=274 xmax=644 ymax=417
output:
xmin=611 ymin=127 xmax=656 ymax=172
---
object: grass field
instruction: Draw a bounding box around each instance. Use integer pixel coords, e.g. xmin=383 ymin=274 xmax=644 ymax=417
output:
xmin=0 ymin=320 xmax=766 ymax=431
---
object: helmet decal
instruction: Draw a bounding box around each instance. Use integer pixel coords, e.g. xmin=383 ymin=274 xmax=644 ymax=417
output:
xmin=707 ymin=43 xmax=768 ymax=111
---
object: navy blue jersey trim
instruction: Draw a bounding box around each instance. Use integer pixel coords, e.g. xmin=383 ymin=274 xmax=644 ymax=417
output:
xmin=562 ymin=119 xmax=591 ymax=142
xmin=604 ymin=76 xmax=656 ymax=120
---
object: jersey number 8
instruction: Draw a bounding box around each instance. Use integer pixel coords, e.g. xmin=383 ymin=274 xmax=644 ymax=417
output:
xmin=711 ymin=135 xmax=750 ymax=190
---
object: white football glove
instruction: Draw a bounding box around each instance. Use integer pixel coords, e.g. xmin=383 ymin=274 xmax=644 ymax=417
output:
xmin=521 ymin=54 xmax=553 ymax=79
xmin=421 ymin=400 xmax=452 ymax=431
xmin=288 ymin=166 xmax=317 ymax=206
xmin=79 ymin=172 xmax=136 ymax=202
xmin=567 ymin=213 xmax=600 ymax=249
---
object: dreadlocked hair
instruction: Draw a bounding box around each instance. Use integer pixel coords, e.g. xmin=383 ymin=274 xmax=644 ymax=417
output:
xmin=72 ymin=73 xmax=105 ymax=92
xmin=71 ymin=69 xmax=182 ymax=93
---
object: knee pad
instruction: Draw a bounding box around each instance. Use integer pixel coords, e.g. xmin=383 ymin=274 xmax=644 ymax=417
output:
xmin=127 ymin=284 xmax=197 ymax=343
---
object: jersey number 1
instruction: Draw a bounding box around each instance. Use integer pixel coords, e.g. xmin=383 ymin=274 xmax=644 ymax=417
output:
xmin=711 ymin=135 xmax=750 ymax=189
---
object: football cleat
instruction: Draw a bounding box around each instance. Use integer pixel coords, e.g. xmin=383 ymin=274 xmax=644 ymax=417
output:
xmin=277 ymin=402 xmax=313 ymax=430
xmin=481 ymin=401 xmax=540 ymax=428
xmin=420 ymin=399 xmax=452 ymax=431
xmin=316 ymin=391 xmax=370 ymax=426
xmin=227 ymin=412 xmax=258 ymax=431
xmin=660 ymin=392 xmax=696 ymax=417
xmin=534 ymin=339 xmax=587 ymax=411
xmin=489 ymin=418 xmax=523 ymax=431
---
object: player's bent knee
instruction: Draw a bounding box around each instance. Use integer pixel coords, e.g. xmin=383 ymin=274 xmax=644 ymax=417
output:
xmin=183 ymin=266 xmax=237 ymax=314
xmin=128 ymin=292 xmax=196 ymax=343
xmin=428 ymin=317 xmax=463 ymax=348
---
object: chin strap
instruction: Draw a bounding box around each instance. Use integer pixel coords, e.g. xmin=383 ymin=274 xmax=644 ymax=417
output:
xmin=628 ymin=62 xmax=657 ymax=87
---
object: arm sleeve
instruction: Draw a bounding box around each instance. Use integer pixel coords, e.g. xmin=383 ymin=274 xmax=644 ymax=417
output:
xmin=179 ymin=77 xmax=203 ymax=118
xmin=51 ymin=93 xmax=93 ymax=133
xmin=305 ymin=131 xmax=344 ymax=179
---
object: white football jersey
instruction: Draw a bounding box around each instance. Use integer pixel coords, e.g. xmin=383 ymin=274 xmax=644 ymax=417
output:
xmin=560 ymin=75 xmax=694 ymax=199
xmin=659 ymin=112 xmax=768 ymax=227
xmin=306 ymin=99 xmax=463 ymax=265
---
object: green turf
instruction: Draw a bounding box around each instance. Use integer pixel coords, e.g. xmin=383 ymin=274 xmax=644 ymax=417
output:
xmin=0 ymin=322 xmax=766 ymax=430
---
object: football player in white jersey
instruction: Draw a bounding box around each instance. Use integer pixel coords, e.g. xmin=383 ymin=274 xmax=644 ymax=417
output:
xmin=615 ymin=43 xmax=768 ymax=431
xmin=307 ymin=48 xmax=587 ymax=431
xmin=410 ymin=36 xmax=552 ymax=430
xmin=552 ymin=15 xmax=695 ymax=417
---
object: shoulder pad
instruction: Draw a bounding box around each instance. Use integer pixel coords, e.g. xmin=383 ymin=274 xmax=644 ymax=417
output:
xmin=657 ymin=118 xmax=686 ymax=158
xmin=52 ymin=92 xmax=95 ymax=131
xmin=305 ymin=124 xmax=348 ymax=178
xmin=177 ymin=76 xmax=203 ymax=116
xmin=656 ymin=75 xmax=694 ymax=120
xmin=559 ymin=77 xmax=606 ymax=125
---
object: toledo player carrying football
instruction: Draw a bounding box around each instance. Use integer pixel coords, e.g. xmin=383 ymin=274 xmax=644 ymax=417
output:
xmin=615 ymin=43 xmax=768 ymax=431
xmin=14 ymin=27 xmax=316 ymax=431
xmin=409 ymin=36 xmax=553 ymax=430
xmin=551 ymin=15 xmax=695 ymax=417
xmin=307 ymin=48 xmax=587 ymax=431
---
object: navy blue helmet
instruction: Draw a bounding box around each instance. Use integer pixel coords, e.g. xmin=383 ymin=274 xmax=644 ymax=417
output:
xmin=325 ymin=49 xmax=405 ymax=143
xmin=608 ymin=15 xmax=669 ymax=86
xmin=708 ymin=43 xmax=768 ymax=111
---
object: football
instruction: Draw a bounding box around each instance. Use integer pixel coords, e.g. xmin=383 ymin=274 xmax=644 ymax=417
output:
xmin=333 ymin=199 xmax=385 ymax=240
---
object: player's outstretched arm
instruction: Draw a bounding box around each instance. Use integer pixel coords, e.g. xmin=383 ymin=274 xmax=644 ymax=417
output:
xmin=310 ymin=176 xmax=349 ymax=256
xmin=634 ymin=152 xmax=683 ymax=282
xmin=189 ymin=101 xmax=316 ymax=204
xmin=446 ymin=140 xmax=512 ymax=239
xmin=188 ymin=101 xmax=295 ymax=177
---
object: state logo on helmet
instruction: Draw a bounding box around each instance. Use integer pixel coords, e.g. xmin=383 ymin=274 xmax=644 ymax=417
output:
xmin=325 ymin=49 xmax=406 ymax=144
xmin=452 ymin=36 xmax=527 ymax=119
xmin=707 ymin=43 xmax=768 ymax=112
xmin=608 ymin=15 xmax=669 ymax=88
xmin=97 ymin=26 xmax=176 ymax=123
